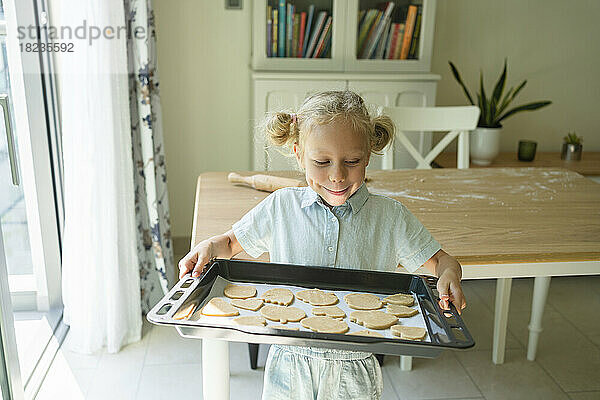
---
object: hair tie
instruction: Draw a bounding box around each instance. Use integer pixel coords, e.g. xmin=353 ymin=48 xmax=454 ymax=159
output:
xmin=291 ymin=114 xmax=297 ymax=124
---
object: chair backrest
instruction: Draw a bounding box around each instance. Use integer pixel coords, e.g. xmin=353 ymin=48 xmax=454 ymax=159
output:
xmin=379 ymin=106 xmax=480 ymax=170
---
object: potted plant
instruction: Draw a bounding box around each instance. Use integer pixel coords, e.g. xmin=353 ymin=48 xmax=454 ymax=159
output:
xmin=449 ymin=59 xmax=552 ymax=165
xmin=561 ymin=132 xmax=583 ymax=160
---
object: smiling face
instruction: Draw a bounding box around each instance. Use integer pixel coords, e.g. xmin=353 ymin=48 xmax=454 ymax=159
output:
xmin=293 ymin=122 xmax=370 ymax=207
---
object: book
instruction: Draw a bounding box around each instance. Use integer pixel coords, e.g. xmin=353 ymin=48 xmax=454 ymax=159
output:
xmin=357 ymin=9 xmax=366 ymax=41
xmin=301 ymin=5 xmax=315 ymax=57
xmin=375 ymin=17 xmax=391 ymax=59
xmin=360 ymin=10 xmax=382 ymax=57
xmin=408 ymin=6 xmax=422 ymax=59
xmin=277 ymin=0 xmax=285 ymax=57
xmin=400 ymin=4 xmax=418 ymax=60
xmin=322 ymin=29 xmax=332 ymax=58
xmin=313 ymin=15 xmax=332 ymax=58
xmin=356 ymin=9 xmax=378 ymax=57
xmin=297 ymin=12 xmax=307 ymax=57
xmin=286 ymin=3 xmax=293 ymax=57
xmin=267 ymin=18 xmax=272 ymax=57
xmin=361 ymin=2 xmax=395 ymax=59
xmin=392 ymin=23 xmax=405 ymax=59
xmin=384 ymin=23 xmax=396 ymax=59
xmin=272 ymin=9 xmax=278 ymax=57
xmin=304 ymin=11 xmax=327 ymax=58
xmin=292 ymin=13 xmax=300 ymax=58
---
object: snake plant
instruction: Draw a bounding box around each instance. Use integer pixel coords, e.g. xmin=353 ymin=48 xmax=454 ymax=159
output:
xmin=449 ymin=59 xmax=552 ymax=128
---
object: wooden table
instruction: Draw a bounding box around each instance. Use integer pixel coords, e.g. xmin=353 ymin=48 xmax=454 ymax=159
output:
xmin=192 ymin=168 xmax=600 ymax=399
xmin=435 ymin=151 xmax=600 ymax=176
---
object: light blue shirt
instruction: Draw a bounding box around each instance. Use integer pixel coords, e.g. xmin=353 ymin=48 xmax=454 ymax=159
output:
xmin=232 ymin=183 xmax=440 ymax=273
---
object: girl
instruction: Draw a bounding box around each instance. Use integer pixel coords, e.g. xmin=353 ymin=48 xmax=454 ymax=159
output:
xmin=179 ymin=91 xmax=466 ymax=399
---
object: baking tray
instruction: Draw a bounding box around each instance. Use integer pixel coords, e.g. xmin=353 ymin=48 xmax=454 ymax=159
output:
xmin=146 ymin=259 xmax=474 ymax=358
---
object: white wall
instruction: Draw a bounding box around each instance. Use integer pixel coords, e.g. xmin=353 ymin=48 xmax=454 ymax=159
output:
xmin=431 ymin=0 xmax=599 ymax=153
xmin=154 ymin=0 xmax=252 ymax=240
xmin=157 ymin=1 xmax=600 ymax=238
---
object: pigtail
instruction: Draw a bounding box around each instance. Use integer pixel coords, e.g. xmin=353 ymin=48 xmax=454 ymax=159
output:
xmin=263 ymin=112 xmax=299 ymax=148
xmin=370 ymin=114 xmax=395 ymax=153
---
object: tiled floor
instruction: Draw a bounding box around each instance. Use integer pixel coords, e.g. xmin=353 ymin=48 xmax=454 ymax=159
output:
xmin=37 ymin=276 xmax=600 ymax=399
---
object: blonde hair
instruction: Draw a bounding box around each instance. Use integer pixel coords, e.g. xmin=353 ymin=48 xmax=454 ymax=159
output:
xmin=262 ymin=91 xmax=395 ymax=157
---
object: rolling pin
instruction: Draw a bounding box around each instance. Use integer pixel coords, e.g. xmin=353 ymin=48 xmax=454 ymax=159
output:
xmin=228 ymin=172 xmax=304 ymax=192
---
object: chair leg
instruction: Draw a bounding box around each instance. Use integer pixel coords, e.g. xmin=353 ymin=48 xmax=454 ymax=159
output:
xmin=248 ymin=343 xmax=259 ymax=369
xmin=375 ymin=353 xmax=384 ymax=366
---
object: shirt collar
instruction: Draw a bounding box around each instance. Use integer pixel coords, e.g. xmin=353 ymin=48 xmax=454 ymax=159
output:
xmin=301 ymin=183 xmax=369 ymax=214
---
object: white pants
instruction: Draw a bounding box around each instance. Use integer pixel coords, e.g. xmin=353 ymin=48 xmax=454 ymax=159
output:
xmin=262 ymin=345 xmax=383 ymax=400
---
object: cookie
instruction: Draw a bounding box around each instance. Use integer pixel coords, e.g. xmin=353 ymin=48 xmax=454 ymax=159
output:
xmin=271 ymin=325 xmax=300 ymax=331
xmin=230 ymin=298 xmax=264 ymax=311
xmin=173 ymin=301 xmax=197 ymax=320
xmin=301 ymin=316 xmax=349 ymax=334
xmin=260 ymin=305 xmax=306 ymax=323
xmin=349 ymin=310 xmax=398 ymax=330
xmin=347 ymin=330 xmax=385 ymax=338
xmin=382 ymin=293 xmax=414 ymax=306
xmin=201 ymin=298 xmax=239 ymax=317
xmin=386 ymin=304 xmax=418 ymax=317
xmin=391 ymin=325 xmax=427 ymax=340
xmin=312 ymin=305 xmax=346 ymax=319
xmin=261 ymin=288 xmax=294 ymax=306
xmin=296 ymin=289 xmax=339 ymax=306
xmin=233 ymin=316 xmax=267 ymax=327
xmin=223 ymin=284 xmax=257 ymax=299
xmin=344 ymin=293 xmax=383 ymax=310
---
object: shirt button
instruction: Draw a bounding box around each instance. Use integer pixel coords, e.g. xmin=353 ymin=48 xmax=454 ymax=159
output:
xmin=328 ymin=246 xmax=334 ymax=252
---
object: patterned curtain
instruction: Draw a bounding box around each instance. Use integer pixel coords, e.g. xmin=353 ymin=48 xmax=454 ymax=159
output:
xmin=125 ymin=0 xmax=174 ymax=312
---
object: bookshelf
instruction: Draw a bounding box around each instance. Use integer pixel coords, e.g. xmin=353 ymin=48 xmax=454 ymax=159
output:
xmin=252 ymin=0 xmax=436 ymax=72
xmin=251 ymin=0 xmax=440 ymax=171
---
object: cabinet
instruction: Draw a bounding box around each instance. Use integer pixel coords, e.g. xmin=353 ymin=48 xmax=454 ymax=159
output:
xmin=251 ymin=0 xmax=439 ymax=171
xmin=253 ymin=0 xmax=436 ymax=72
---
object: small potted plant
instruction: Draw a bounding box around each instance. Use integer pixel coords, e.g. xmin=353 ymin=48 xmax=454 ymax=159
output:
xmin=449 ymin=59 xmax=552 ymax=165
xmin=561 ymin=132 xmax=583 ymax=160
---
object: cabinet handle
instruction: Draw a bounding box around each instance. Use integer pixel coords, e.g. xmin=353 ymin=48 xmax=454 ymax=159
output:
xmin=0 ymin=94 xmax=19 ymax=186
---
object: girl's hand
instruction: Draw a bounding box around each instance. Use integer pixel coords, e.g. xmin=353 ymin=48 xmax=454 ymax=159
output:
xmin=178 ymin=231 xmax=243 ymax=280
xmin=436 ymin=268 xmax=467 ymax=314
xmin=178 ymin=241 xmax=215 ymax=279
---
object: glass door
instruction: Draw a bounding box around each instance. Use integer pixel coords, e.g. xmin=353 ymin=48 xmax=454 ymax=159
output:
xmin=0 ymin=0 xmax=62 ymax=398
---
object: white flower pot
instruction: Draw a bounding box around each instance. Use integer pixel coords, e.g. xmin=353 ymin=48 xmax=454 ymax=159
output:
xmin=470 ymin=127 xmax=501 ymax=166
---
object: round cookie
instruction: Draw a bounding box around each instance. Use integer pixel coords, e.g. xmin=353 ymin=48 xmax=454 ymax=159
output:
xmin=347 ymin=330 xmax=385 ymax=338
xmin=312 ymin=305 xmax=345 ymax=319
xmin=391 ymin=325 xmax=427 ymax=340
xmin=261 ymin=288 xmax=294 ymax=306
xmin=349 ymin=310 xmax=398 ymax=330
xmin=223 ymin=284 xmax=257 ymax=299
xmin=230 ymin=298 xmax=264 ymax=311
xmin=344 ymin=293 xmax=383 ymax=310
xmin=233 ymin=316 xmax=267 ymax=327
xmin=386 ymin=304 xmax=418 ymax=317
xmin=296 ymin=289 xmax=338 ymax=306
xmin=201 ymin=298 xmax=239 ymax=317
xmin=382 ymin=293 xmax=414 ymax=306
xmin=301 ymin=316 xmax=349 ymax=334
xmin=260 ymin=305 xmax=306 ymax=323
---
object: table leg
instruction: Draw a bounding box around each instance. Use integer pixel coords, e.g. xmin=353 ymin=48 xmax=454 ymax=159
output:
xmin=527 ymin=276 xmax=551 ymax=361
xmin=400 ymin=355 xmax=412 ymax=371
xmin=493 ymin=278 xmax=512 ymax=364
xmin=202 ymin=338 xmax=229 ymax=400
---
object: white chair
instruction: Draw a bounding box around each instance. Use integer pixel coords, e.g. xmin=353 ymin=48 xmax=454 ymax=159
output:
xmin=377 ymin=105 xmax=479 ymax=371
xmin=378 ymin=106 xmax=480 ymax=170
